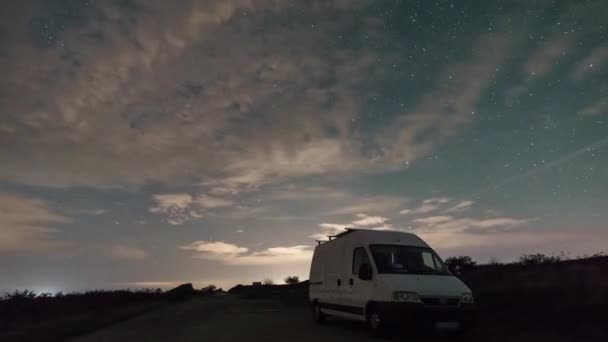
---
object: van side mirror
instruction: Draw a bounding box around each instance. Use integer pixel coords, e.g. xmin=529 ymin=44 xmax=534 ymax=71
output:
xmin=358 ymin=264 xmax=372 ymax=280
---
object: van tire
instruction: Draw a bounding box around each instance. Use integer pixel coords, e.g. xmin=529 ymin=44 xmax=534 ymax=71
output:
xmin=366 ymin=305 xmax=388 ymax=337
xmin=312 ymin=301 xmax=325 ymax=324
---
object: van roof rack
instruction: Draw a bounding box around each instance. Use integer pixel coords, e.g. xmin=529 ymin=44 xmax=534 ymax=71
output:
xmin=327 ymin=228 xmax=357 ymax=240
xmin=316 ymin=228 xmax=359 ymax=245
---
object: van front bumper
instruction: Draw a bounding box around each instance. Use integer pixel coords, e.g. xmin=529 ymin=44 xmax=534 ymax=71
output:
xmin=375 ymin=302 xmax=476 ymax=331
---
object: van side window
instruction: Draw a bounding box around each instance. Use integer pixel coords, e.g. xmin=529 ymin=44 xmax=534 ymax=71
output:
xmin=352 ymin=247 xmax=371 ymax=274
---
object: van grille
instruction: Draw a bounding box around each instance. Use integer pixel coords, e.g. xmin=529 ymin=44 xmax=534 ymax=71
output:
xmin=421 ymin=297 xmax=460 ymax=307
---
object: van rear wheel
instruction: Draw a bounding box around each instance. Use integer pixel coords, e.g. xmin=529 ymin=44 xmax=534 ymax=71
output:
xmin=313 ymin=301 xmax=325 ymax=323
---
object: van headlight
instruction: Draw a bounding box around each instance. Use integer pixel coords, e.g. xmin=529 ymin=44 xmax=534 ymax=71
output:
xmin=393 ymin=291 xmax=422 ymax=303
xmin=460 ymin=293 xmax=474 ymax=304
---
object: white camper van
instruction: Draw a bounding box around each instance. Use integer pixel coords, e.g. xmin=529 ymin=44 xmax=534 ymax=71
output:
xmin=309 ymin=229 xmax=475 ymax=333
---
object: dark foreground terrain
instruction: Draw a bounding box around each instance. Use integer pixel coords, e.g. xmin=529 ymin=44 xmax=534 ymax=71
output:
xmin=70 ymin=292 xmax=605 ymax=342
xmin=2 ymin=256 xmax=607 ymax=341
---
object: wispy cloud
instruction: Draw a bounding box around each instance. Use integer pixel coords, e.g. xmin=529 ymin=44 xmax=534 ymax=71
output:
xmin=195 ymin=195 xmax=234 ymax=209
xmin=578 ymin=98 xmax=608 ymax=117
xmin=110 ymin=245 xmax=149 ymax=261
xmin=400 ymin=197 xmax=451 ymax=215
xmin=270 ymin=185 xmax=350 ymax=201
xmin=180 ymin=241 xmax=312 ymax=266
xmin=413 ymin=215 xmax=532 ymax=248
xmin=149 ymin=193 xmax=194 ymax=225
xmin=351 ymin=213 xmax=389 ymax=227
xmin=444 ymin=200 xmax=474 ymax=213
xmin=0 ymin=1 xmax=542 ymax=196
xmin=149 ymin=192 xmax=237 ymax=225
xmin=314 ymin=213 xmax=394 ymax=239
xmin=329 ymin=196 xmax=406 ymax=215
xmin=0 ymin=192 xmax=71 ymax=251
xmin=0 ymin=1 xmax=394 ymax=190
xmin=571 ymin=46 xmax=608 ymax=81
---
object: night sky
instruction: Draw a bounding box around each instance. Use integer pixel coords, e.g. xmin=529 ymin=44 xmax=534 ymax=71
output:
xmin=1 ymin=0 xmax=607 ymax=292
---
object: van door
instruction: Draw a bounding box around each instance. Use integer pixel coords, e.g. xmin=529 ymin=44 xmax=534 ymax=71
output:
xmin=342 ymin=246 xmax=374 ymax=319
xmin=316 ymin=240 xmax=352 ymax=319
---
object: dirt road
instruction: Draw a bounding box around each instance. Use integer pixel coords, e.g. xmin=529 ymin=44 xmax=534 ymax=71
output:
xmin=70 ymin=295 xmax=448 ymax=342
xmin=69 ymin=294 xmax=606 ymax=342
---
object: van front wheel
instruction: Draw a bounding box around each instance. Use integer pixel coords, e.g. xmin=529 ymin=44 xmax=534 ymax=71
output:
xmin=367 ymin=306 xmax=388 ymax=336
xmin=313 ymin=301 xmax=325 ymax=324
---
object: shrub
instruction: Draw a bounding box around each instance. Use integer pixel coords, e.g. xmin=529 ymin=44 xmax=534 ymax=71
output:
xmin=201 ymin=285 xmax=217 ymax=294
xmin=519 ymin=253 xmax=561 ymax=265
xmin=4 ymin=289 xmax=37 ymax=300
xmin=488 ymin=256 xmax=502 ymax=265
xmin=262 ymin=278 xmax=275 ymax=285
xmin=284 ymin=276 xmax=299 ymax=284
xmin=445 ymin=256 xmax=477 ymax=275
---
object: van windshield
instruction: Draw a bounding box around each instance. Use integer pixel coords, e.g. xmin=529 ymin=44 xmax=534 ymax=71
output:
xmin=369 ymin=245 xmax=450 ymax=276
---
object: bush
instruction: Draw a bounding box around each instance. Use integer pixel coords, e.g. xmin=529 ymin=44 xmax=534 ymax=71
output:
xmin=262 ymin=278 xmax=275 ymax=285
xmin=445 ymin=256 xmax=477 ymax=275
xmin=284 ymin=276 xmax=299 ymax=284
xmin=488 ymin=256 xmax=502 ymax=265
xmin=3 ymin=289 xmax=37 ymax=300
xmin=201 ymin=285 xmax=217 ymax=294
xmin=519 ymin=253 xmax=561 ymax=265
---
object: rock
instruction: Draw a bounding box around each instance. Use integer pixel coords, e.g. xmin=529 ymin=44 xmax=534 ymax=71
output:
xmin=164 ymin=283 xmax=196 ymax=300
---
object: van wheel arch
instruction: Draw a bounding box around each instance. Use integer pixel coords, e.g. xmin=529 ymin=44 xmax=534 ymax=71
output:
xmin=365 ymin=301 xmax=377 ymax=319
xmin=365 ymin=301 xmax=390 ymax=336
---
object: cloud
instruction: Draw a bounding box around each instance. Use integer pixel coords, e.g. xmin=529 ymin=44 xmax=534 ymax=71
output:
xmin=233 ymin=246 xmax=313 ymax=266
xmin=400 ymin=197 xmax=451 ymax=215
xmin=180 ymin=241 xmax=249 ymax=260
xmin=0 ymin=192 xmax=71 ymax=251
xmin=444 ymin=200 xmax=474 ymax=213
xmin=0 ymin=1 xmax=391 ymax=190
xmin=195 ymin=195 xmax=234 ymax=209
xmin=413 ymin=216 xmax=453 ymax=225
xmin=314 ymin=213 xmax=395 ymax=239
xmin=504 ymin=2 xmax=605 ymax=106
xmin=180 ymin=241 xmax=312 ymax=265
xmin=523 ymin=37 xmax=572 ymax=77
xmin=412 ymin=214 xmax=531 ymax=248
xmin=329 ymin=196 xmax=406 ymax=215
xmin=149 ymin=193 xmax=193 ymax=225
xmin=379 ymin=18 xmax=517 ymax=166
xmin=149 ymin=192 xmax=236 ymax=224
xmin=110 ymin=245 xmax=149 ymax=260
xmin=0 ymin=1 xmax=534 ymax=196
xmin=578 ymin=98 xmax=608 ymax=117
xmin=319 ymin=223 xmax=349 ymax=230
xmin=312 ymin=223 xmax=349 ymax=240
xmin=571 ymin=46 xmax=608 ymax=81
xmin=63 ymin=208 xmax=108 ymax=216
xmin=151 ymin=193 xmax=193 ymax=210
xmin=351 ymin=214 xmax=389 ymax=227
xmin=270 ymin=185 xmax=350 ymax=201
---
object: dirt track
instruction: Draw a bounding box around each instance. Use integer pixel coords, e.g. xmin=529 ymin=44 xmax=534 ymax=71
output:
xmin=70 ymin=295 xmax=453 ymax=342
xmin=69 ymin=294 xmax=603 ymax=342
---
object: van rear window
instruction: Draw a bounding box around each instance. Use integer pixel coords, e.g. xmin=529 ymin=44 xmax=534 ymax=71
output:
xmin=369 ymin=245 xmax=450 ymax=275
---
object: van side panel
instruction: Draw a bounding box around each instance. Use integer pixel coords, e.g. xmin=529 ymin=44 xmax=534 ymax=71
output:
xmin=310 ymin=238 xmax=358 ymax=317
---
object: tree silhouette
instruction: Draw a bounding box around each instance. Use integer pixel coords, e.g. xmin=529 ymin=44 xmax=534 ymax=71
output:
xmin=444 ymin=256 xmax=477 ymax=275
xmin=284 ymin=276 xmax=299 ymax=284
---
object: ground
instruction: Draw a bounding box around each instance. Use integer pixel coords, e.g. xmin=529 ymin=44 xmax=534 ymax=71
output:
xmin=70 ymin=295 xmax=443 ymax=342
xmin=68 ymin=294 xmax=601 ymax=342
